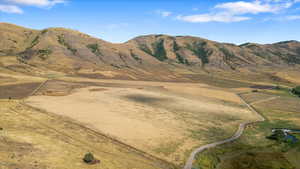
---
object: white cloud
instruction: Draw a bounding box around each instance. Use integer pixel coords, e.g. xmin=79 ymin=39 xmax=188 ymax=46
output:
xmin=0 ymin=0 xmax=67 ymax=14
xmin=216 ymin=1 xmax=276 ymax=14
xmin=0 ymin=4 xmax=23 ymax=13
xmin=156 ymin=10 xmax=172 ymax=17
xmin=215 ymin=0 xmax=294 ymax=14
xmin=6 ymin=0 xmax=66 ymax=7
xmin=177 ymin=0 xmax=299 ymax=23
xmin=177 ymin=12 xmax=251 ymax=23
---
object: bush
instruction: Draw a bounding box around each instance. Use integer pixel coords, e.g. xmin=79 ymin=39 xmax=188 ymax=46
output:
xmin=38 ymin=49 xmax=52 ymax=60
xmin=83 ymin=152 xmax=95 ymax=163
xmin=86 ymin=44 xmax=102 ymax=56
xmin=152 ymin=39 xmax=167 ymax=61
xmin=266 ymin=130 xmax=286 ymax=143
xmin=292 ymin=86 xmax=300 ymax=96
xmin=186 ymin=41 xmax=210 ymax=65
xmin=83 ymin=152 xmax=100 ymax=164
xmin=57 ymin=34 xmax=77 ymax=55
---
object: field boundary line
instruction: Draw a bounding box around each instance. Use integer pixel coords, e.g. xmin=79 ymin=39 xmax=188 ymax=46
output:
xmin=250 ymin=96 xmax=280 ymax=105
xmin=25 ymin=79 xmax=49 ymax=99
xmin=9 ymin=103 xmax=170 ymax=169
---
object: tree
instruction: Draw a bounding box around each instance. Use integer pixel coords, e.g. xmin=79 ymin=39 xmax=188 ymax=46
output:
xmin=292 ymin=86 xmax=300 ymax=96
xmin=83 ymin=152 xmax=95 ymax=163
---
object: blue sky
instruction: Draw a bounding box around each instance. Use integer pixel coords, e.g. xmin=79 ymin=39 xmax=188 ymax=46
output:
xmin=0 ymin=0 xmax=300 ymax=44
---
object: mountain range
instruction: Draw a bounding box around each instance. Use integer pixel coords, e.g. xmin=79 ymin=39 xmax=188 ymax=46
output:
xmin=1 ymin=22 xmax=299 ymax=83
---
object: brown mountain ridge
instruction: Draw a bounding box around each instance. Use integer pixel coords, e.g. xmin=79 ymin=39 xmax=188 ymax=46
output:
xmin=0 ymin=22 xmax=299 ymax=83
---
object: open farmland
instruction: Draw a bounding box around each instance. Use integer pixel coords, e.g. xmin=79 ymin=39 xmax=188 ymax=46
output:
xmin=26 ymin=79 xmax=260 ymax=165
xmin=0 ymin=100 xmax=174 ymax=169
xmin=193 ymin=91 xmax=300 ymax=169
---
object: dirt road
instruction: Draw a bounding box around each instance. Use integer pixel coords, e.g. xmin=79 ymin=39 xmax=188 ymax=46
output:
xmin=183 ymin=93 xmax=266 ymax=169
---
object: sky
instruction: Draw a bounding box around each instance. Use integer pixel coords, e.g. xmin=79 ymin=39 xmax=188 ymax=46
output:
xmin=0 ymin=0 xmax=300 ymax=44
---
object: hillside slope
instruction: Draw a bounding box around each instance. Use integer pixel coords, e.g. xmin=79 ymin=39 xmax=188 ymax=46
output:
xmin=0 ymin=23 xmax=299 ymax=82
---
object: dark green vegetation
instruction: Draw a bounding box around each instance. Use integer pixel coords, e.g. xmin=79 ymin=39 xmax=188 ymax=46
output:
xmin=86 ymin=43 xmax=102 ymax=56
xmin=173 ymin=41 xmax=180 ymax=52
xmin=176 ymin=53 xmax=189 ymax=65
xmin=138 ymin=39 xmax=168 ymax=61
xmin=193 ymin=92 xmax=300 ymax=169
xmin=57 ymin=34 xmax=77 ymax=55
xmin=186 ymin=42 xmax=211 ymax=66
xmin=83 ymin=152 xmax=97 ymax=164
xmin=267 ymin=130 xmax=298 ymax=144
xmin=292 ymin=86 xmax=300 ymax=97
xmin=37 ymin=49 xmax=52 ymax=60
xmin=139 ymin=44 xmax=153 ymax=56
xmin=27 ymin=35 xmax=40 ymax=49
xmin=152 ymin=39 xmax=167 ymax=61
xmin=172 ymin=41 xmax=190 ymax=65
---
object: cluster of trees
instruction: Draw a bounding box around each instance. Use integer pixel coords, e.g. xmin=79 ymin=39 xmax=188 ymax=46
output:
xmin=267 ymin=130 xmax=298 ymax=144
xmin=292 ymin=86 xmax=300 ymax=97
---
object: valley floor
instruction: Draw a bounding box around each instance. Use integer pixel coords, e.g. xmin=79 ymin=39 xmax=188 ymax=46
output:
xmin=25 ymin=77 xmax=259 ymax=165
xmin=0 ymin=71 xmax=299 ymax=169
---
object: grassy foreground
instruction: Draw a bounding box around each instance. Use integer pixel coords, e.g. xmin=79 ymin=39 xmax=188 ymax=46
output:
xmin=0 ymin=100 xmax=175 ymax=169
xmin=193 ymin=91 xmax=300 ymax=169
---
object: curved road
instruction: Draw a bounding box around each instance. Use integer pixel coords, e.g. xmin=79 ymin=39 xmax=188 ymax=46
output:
xmin=183 ymin=93 xmax=266 ymax=169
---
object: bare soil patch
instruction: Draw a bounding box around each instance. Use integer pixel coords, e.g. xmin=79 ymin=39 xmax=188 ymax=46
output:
xmin=0 ymin=82 xmax=41 ymax=99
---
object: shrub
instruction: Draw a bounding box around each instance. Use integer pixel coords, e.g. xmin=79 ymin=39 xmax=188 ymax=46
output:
xmin=186 ymin=41 xmax=210 ymax=65
xmin=27 ymin=36 xmax=40 ymax=49
xmin=292 ymin=86 xmax=300 ymax=96
xmin=176 ymin=53 xmax=189 ymax=65
xmin=57 ymin=34 xmax=77 ymax=55
xmin=83 ymin=152 xmax=95 ymax=163
xmin=173 ymin=41 xmax=180 ymax=52
xmin=139 ymin=44 xmax=153 ymax=56
xmin=87 ymin=44 xmax=102 ymax=56
xmin=152 ymin=39 xmax=168 ymax=61
xmin=37 ymin=49 xmax=52 ymax=60
xmin=266 ymin=130 xmax=286 ymax=143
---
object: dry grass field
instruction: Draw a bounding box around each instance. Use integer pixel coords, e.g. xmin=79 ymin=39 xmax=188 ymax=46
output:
xmin=26 ymin=78 xmax=260 ymax=165
xmin=0 ymin=100 xmax=175 ymax=169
